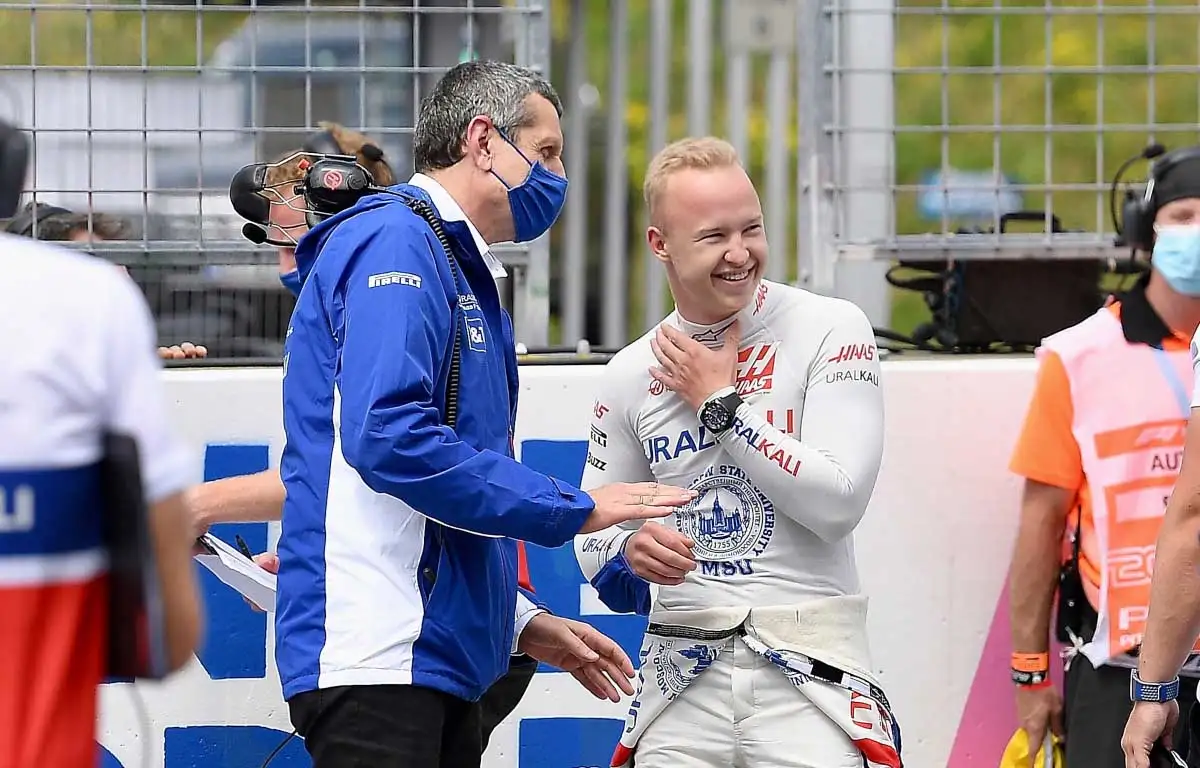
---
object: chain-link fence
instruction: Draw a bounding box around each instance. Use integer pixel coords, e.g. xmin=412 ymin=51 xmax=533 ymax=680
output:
xmin=9 ymin=0 xmax=1198 ymax=354
xmin=811 ymin=0 xmax=1200 ymax=327
xmin=0 ymin=0 xmax=551 ymax=357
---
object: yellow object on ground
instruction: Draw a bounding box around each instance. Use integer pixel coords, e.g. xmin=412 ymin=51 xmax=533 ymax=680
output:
xmin=999 ymin=730 xmax=1063 ymax=768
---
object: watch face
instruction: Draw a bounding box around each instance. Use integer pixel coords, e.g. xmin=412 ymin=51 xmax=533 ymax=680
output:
xmin=701 ymin=403 xmax=731 ymax=432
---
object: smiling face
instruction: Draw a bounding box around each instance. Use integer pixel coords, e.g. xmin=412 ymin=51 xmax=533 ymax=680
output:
xmin=646 ymin=158 xmax=768 ymax=324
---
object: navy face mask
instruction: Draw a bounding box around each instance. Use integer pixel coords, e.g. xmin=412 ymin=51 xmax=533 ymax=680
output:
xmin=490 ymin=130 xmax=568 ymax=243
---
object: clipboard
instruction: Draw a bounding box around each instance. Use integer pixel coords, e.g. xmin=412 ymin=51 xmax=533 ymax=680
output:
xmin=193 ymin=532 xmax=277 ymax=612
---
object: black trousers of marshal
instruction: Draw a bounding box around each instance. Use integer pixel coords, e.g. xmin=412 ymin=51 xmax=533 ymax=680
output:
xmin=288 ymin=654 xmax=539 ymax=768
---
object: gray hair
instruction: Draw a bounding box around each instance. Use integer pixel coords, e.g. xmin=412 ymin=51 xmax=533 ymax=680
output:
xmin=413 ymin=60 xmax=563 ymax=173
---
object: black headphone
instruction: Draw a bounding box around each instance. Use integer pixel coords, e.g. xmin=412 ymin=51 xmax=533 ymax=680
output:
xmin=4 ymin=201 xmax=72 ymax=237
xmin=1118 ymin=143 xmax=1200 ymax=252
xmin=296 ymin=129 xmax=381 ymax=221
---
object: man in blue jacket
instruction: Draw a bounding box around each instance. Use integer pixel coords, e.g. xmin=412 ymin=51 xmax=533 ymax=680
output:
xmin=275 ymin=60 xmax=692 ymax=768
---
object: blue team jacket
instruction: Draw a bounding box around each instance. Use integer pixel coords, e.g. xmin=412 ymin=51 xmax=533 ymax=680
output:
xmin=274 ymin=185 xmax=595 ymax=702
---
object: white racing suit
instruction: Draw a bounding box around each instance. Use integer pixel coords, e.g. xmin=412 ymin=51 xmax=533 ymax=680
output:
xmin=575 ymin=280 xmax=902 ymax=768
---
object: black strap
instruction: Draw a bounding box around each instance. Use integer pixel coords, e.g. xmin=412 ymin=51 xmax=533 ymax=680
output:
xmin=399 ymin=197 xmax=464 ymax=430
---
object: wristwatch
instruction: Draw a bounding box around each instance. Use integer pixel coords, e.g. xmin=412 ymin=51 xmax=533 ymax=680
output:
xmin=1130 ymin=671 xmax=1181 ymax=702
xmin=698 ymin=388 xmax=744 ymax=434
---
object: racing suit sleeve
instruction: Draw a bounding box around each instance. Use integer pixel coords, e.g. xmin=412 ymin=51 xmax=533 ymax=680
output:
xmin=573 ymin=364 xmax=656 ymax=615
xmin=713 ymin=302 xmax=884 ymax=542
xmin=332 ymin=215 xmax=595 ymax=549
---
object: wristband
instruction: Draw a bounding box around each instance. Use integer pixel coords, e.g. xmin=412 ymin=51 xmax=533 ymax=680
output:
xmin=1011 ymin=652 xmax=1050 ymax=687
xmin=1131 ymin=671 xmax=1181 ymax=702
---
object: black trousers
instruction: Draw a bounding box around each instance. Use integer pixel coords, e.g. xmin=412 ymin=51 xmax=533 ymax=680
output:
xmin=1064 ymin=658 xmax=1200 ymax=767
xmin=289 ymin=655 xmax=539 ymax=768
xmin=479 ymin=654 xmax=538 ymax=749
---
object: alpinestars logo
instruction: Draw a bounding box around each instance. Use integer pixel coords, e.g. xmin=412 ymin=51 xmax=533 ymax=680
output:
xmin=691 ymin=320 xmax=736 ymax=348
xmin=736 ymin=344 xmax=778 ymax=396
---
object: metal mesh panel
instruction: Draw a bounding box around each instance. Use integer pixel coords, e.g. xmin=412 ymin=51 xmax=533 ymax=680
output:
xmin=1 ymin=0 xmax=550 ymax=357
xmin=822 ymin=0 xmax=1200 ymax=270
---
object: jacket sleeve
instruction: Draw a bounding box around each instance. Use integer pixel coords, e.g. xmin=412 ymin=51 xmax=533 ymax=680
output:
xmin=573 ymin=361 xmax=655 ymax=616
xmin=713 ymin=302 xmax=884 ymax=543
xmin=331 ymin=214 xmax=594 ymax=548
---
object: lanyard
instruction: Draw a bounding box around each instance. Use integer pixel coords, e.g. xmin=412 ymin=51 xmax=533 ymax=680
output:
xmin=1151 ymin=346 xmax=1193 ymax=418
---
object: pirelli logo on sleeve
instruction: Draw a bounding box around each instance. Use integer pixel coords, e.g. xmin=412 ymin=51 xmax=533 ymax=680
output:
xmin=590 ymin=425 xmax=608 ymax=448
xmin=367 ymin=271 xmax=422 ymax=289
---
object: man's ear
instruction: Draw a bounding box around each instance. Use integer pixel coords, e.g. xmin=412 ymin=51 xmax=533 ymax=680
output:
xmin=647 ymin=226 xmax=670 ymax=264
xmin=463 ymin=116 xmax=494 ymax=172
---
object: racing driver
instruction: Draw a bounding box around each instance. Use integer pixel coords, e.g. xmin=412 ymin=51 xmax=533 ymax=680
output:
xmin=574 ymin=136 xmax=902 ymax=768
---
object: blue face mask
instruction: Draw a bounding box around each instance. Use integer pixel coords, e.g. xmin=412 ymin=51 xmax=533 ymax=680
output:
xmin=1153 ymin=225 xmax=1200 ymax=296
xmin=279 ymin=269 xmax=302 ymax=297
xmin=490 ymin=131 xmax=568 ymax=243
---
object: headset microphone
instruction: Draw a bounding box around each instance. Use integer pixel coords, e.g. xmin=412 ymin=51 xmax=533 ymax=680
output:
xmin=242 ymin=223 xmax=268 ymax=245
xmin=1116 ymin=142 xmax=1200 ymax=251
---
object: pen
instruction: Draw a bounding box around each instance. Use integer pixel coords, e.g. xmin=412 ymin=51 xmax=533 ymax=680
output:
xmin=234 ymin=534 xmax=254 ymax=560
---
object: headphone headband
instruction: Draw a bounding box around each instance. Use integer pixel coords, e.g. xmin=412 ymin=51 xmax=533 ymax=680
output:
xmin=1119 ymin=143 xmax=1200 ymax=253
xmin=4 ymin=202 xmax=72 ymax=237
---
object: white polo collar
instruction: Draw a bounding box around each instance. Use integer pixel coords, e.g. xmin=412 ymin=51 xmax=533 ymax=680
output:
xmin=407 ymin=172 xmax=507 ymax=279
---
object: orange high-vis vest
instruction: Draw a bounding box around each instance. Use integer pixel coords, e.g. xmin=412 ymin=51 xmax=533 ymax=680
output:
xmin=1041 ymin=307 xmax=1198 ymax=668
xmin=517 ymin=541 xmax=533 ymax=593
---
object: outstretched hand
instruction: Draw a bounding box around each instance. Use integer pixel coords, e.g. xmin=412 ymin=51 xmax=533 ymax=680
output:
xmin=580 ymin=482 xmax=696 ymax=534
xmin=517 ymin=614 xmax=637 ymax=702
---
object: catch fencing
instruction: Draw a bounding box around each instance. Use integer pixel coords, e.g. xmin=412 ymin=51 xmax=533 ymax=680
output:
xmin=6 ymin=0 xmax=1200 ymax=353
xmin=1 ymin=0 xmax=551 ymax=355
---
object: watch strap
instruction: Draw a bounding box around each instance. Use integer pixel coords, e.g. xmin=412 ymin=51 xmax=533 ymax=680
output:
xmin=697 ymin=386 xmax=737 ymax=419
xmin=1131 ymin=671 xmax=1181 ymax=702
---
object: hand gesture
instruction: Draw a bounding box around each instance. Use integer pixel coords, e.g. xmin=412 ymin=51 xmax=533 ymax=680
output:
xmin=624 ymin=521 xmax=696 ymax=585
xmin=158 ymin=341 xmax=208 ymax=360
xmin=650 ymin=320 xmax=740 ymax=410
xmin=517 ymin=614 xmax=637 ymax=702
xmin=1122 ymin=700 xmax=1180 ymax=768
xmin=580 ymin=482 xmax=696 ymax=534
xmin=1015 ymin=684 xmax=1064 ymax=767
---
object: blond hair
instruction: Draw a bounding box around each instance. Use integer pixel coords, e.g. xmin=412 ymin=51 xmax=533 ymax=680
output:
xmin=643 ymin=136 xmax=741 ymax=225
xmin=265 ymin=121 xmax=396 ymax=188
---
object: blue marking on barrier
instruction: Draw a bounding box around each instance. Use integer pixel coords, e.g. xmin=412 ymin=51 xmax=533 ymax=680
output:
xmin=97 ymin=438 xmax=647 ymax=767
xmin=195 ymin=444 xmax=271 ymax=681
xmin=519 ymin=717 xmax=624 ymax=768
xmin=99 ymin=744 xmax=124 ymax=767
xmin=519 ymin=440 xmax=649 ymax=674
xmin=164 ymin=725 xmax=309 ymax=767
